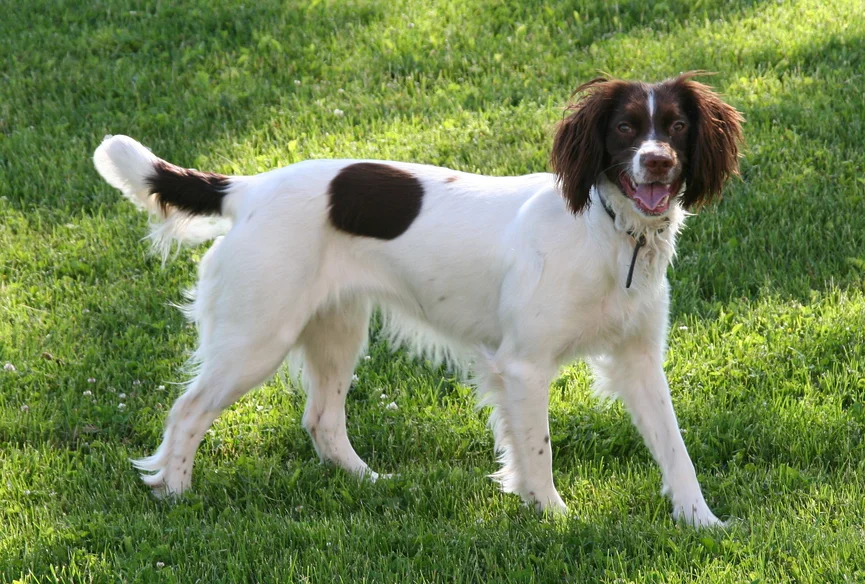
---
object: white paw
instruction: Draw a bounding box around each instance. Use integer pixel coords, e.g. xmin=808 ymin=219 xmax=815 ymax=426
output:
xmin=672 ymin=500 xmax=724 ymax=528
xmin=150 ymin=484 xmax=182 ymax=501
xmin=525 ymin=490 xmax=569 ymax=515
xmin=354 ymin=466 xmax=394 ymax=482
xmin=138 ymin=471 xmax=186 ymax=500
xmin=132 ymin=459 xmax=190 ymax=500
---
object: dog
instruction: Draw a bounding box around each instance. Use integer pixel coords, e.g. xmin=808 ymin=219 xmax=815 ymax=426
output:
xmin=93 ymin=72 xmax=743 ymax=527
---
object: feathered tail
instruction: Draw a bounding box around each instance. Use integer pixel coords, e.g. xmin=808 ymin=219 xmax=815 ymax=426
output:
xmin=93 ymin=135 xmax=236 ymax=258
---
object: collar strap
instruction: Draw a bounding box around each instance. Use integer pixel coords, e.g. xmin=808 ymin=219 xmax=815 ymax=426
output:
xmin=597 ymin=192 xmax=665 ymax=289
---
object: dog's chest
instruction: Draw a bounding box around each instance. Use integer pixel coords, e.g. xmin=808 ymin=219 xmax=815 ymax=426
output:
xmin=554 ymin=252 xmax=660 ymax=358
xmin=584 ymin=286 xmax=643 ymax=344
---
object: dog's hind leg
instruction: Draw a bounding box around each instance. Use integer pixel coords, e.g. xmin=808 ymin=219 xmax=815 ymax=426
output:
xmin=132 ymin=236 xmax=318 ymax=498
xmin=131 ymin=318 xmax=300 ymax=497
xmin=298 ymin=297 xmax=379 ymax=479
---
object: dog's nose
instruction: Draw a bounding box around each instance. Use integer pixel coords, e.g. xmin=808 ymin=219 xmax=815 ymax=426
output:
xmin=641 ymin=153 xmax=674 ymax=173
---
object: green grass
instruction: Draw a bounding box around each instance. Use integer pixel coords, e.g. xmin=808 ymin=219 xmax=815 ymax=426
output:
xmin=2 ymin=0 xmax=865 ymax=581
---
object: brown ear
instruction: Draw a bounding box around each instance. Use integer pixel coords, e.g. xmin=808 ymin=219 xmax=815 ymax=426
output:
xmin=550 ymin=78 xmax=628 ymax=214
xmin=673 ymin=73 xmax=745 ymax=209
xmin=550 ymin=77 xmax=627 ymax=215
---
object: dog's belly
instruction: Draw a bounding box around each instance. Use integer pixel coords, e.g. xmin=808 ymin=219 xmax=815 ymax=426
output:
xmin=378 ymin=263 xmax=503 ymax=348
xmin=414 ymin=285 xmax=502 ymax=345
xmin=371 ymin=233 xmax=520 ymax=349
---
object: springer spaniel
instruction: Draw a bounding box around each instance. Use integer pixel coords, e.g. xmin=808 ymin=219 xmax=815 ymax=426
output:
xmin=93 ymin=72 xmax=743 ymax=527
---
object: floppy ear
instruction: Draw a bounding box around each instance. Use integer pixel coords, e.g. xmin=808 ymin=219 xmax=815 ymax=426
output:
xmin=675 ymin=74 xmax=745 ymax=209
xmin=550 ymin=78 xmax=626 ymax=214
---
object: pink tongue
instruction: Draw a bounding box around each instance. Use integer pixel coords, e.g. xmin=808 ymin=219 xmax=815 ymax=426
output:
xmin=633 ymin=183 xmax=672 ymax=210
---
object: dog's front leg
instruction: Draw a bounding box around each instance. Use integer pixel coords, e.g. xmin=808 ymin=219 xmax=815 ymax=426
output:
xmin=483 ymin=357 xmax=567 ymax=514
xmin=594 ymin=346 xmax=722 ymax=527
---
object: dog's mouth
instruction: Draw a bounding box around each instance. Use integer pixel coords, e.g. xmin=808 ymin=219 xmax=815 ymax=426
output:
xmin=617 ymin=173 xmax=680 ymax=216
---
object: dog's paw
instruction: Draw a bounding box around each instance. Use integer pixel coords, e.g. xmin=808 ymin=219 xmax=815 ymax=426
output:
xmin=133 ymin=462 xmax=189 ymax=501
xmin=138 ymin=471 xmax=174 ymax=500
xmin=353 ymin=466 xmax=395 ymax=482
xmin=150 ymin=484 xmax=182 ymax=501
xmin=672 ymin=500 xmax=724 ymax=528
xmin=526 ymin=490 xmax=569 ymax=516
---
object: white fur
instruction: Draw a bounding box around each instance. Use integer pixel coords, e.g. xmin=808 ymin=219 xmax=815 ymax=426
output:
xmin=94 ymin=135 xmax=160 ymax=206
xmin=95 ymin=134 xmax=721 ymax=527
xmin=647 ymin=88 xmax=656 ymax=139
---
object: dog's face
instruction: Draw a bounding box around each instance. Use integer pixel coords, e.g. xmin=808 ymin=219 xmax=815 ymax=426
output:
xmin=603 ymin=83 xmax=689 ymax=216
xmin=550 ymin=73 xmax=744 ymax=216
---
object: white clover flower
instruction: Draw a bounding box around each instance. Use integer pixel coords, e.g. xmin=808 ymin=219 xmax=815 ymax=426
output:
xmin=83 ymin=390 xmax=92 ymax=397
xmin=386 ymin=402 xmax=398 ymax=410
xmin=294 ymin=79 xmax=301 ymax=86
xmin=88 ymin=377 xmax=96 ymax=383
xmin=118 ymin=403 xmax=127 ymax=410
xmin=20 ymin=405 xmax=29 ymax=412
xmin=4 ymin=363 xmax=16 ymax=372
xmin=119 ymin=393 xmax=127 ymax=399
xmin=333 ymin=108 xmax=344 ymax=117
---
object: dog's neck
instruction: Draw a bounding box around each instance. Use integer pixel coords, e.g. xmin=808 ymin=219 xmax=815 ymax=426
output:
xmin=591 ymin=178 xmax=686 ymax=288
xmin=596 ymin=193 xmax=656 ymax=288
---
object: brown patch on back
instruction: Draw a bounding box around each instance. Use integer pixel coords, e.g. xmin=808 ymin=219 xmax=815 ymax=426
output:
xmin=328 ymin=163 xmax=423 ymax=240
xmin=444 ymin=175 xmax=459 ymax=183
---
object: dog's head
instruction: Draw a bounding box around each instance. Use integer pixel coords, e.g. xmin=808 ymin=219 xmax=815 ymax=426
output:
xmin=550 ymin=72 xmax=744 ymax=216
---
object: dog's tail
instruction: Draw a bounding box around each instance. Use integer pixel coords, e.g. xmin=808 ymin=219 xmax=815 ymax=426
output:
xmin=93 ymin=135 xmax=240 ymax=259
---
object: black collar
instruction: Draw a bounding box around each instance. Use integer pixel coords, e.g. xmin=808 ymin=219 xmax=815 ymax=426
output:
xmin=597 ymin=192 xmax=667 ymax=289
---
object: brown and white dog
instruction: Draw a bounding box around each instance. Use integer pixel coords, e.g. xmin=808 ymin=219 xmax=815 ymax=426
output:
xmin=94 ymin=72 xmax=743 ymax=527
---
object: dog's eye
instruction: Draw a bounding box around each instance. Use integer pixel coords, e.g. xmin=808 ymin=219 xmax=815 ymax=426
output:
xmin=671 ymin=120 xmax=687 ymax=133
xmin=617 ymin=122 xmax=633 ymax=134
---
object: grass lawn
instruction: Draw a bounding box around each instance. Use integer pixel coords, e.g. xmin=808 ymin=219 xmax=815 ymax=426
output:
xmin=2 ymin=0 xmax=865 ymax=581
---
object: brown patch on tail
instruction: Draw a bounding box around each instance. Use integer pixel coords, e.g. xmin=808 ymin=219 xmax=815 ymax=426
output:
xmin=147 ymin=160 xmax=229 ymax=216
